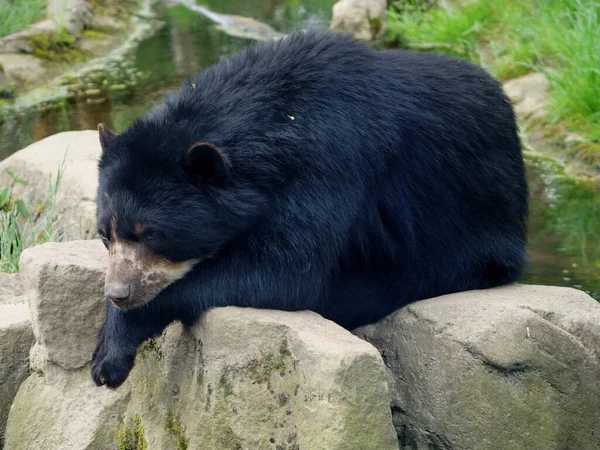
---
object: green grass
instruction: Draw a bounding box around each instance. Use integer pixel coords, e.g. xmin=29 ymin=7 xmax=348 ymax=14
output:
xmin=0 ymin=209 xmax=25 ymax=273
xmin=0 ymin=156 xmax=65 ymax=273
xmin=0 ymin=0 xmax=48 ymax=38
xmin=386 ymin=0 xmax=600 ymax=142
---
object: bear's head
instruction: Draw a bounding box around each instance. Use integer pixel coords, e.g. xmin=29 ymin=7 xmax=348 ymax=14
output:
xmin=95 ymin=123 xmax=266 ymax=310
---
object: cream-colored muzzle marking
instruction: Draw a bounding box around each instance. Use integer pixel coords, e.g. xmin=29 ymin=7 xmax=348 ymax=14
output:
xmin=105 ymin=240 xmax=198 ymax=309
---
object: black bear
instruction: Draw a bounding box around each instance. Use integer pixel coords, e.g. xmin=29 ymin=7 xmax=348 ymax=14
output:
xmin=92 ymin=31 xmax=528 ymax=388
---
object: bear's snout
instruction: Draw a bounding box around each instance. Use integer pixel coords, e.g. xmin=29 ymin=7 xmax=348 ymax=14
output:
xmin=104 ymin=282 xmax=131 ymax=306
xmin=103 ymin=239 xmax=200 ymax=309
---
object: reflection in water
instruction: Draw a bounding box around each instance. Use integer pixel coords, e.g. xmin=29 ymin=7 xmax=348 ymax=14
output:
xmin=0 ymin=0 xmax=336 ymax=157
xmin=170 ymin=0 xmax=284 ymax=41
xmin=524 ymin=158 xmax=600 ymax=300
xmin=0 ymin=0 xmax=597 ymax=301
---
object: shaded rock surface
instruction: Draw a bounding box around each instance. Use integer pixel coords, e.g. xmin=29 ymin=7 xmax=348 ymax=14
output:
xmin=0 ymin=54 xmax=46 ymax=85
xmin=0 ymin=130 xmax=102 ymax=241
xmin=355 ymin=284 xmax=600 ymax=450
xmin=0 ymin=273 xmax=25 ymax=306
xmin=20 ymin=240 xmax=107 ymax=371
xmin=5 ymin=240 xmax=398 ymax=450
xmin=330 ymin=0 xmax=387 ymax=41
xmin=0 ymin=304 xmax=34 ymax=448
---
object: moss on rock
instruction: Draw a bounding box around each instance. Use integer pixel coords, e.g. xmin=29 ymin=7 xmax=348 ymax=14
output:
xmin=117 ymin=414 xmax=148 ymax=450
xmin=164 ymin=410 xmax=189 ymax=450
xmin=26 ymin=31 xmax=86 ymax=63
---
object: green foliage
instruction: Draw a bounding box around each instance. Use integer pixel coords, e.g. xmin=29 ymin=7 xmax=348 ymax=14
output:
xmin=0 ymin=209 xmax=25 ymax=273
xmin=0 ymin=154 xmax=65 ymax=273
xmin=34 ymin=153 xmax=66 ymax=245
xmin=0 ymin=0 xmax=47 ymax=38
xmin=386 ymin=1 xmax=493 ymax=59
xmin=117 ymin=415 xmax=148 ymax=450
xmin=0 ymin=170 xmax=26 ymax=212
xmin=0 ymin=169 xmax=29 ymax=273
xmin=541 ymin=2 xmax=600 ymax=139
xmin=385 ymin=0 xmax=600 ymax=142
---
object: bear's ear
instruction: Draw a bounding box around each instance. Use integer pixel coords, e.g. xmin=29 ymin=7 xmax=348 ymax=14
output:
xmin=183 ymin=142 xmax=230 ymax=185
xmin=98 ymin=123 xmax=117 ymax=153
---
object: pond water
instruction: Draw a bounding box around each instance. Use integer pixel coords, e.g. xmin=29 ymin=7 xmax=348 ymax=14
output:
xmin=0 ymin=0 xmax=598 ymax=300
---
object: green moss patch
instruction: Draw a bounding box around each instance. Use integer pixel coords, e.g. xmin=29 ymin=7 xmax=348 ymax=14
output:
xmin=117 ymin=414 xmax=148 ymax=450
xmin=164 ymin=410 xmax=189 ymax=450
xmin=27 ymin=31 xmax=86 ymax=63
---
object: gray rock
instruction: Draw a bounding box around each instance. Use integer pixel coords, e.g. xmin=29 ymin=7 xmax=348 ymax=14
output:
xmin=8 ymin=310 xmax=398 ymax=449
xmin=355 ymin=284 xmax=600 ymax=450
xmin=503 ymin=73 xmax=549 ymax=121
xmin=330 ymin=0 xmax=387 ymax=41
xmin=170 ymin=307 xmax=399 ymax=450
xmin=47 ymin=0 xmax=94 ymax=39
xmin=0 ymin=54 xmax=46 ymax=86
xmin=0 ymin=273 xmax=25 ymax=306
xmin=5 ymin=369 xmax=129 ymax=450
xmin=6 ymin=241 xmax=398 ymax=450
xmin=0 ymin=304 xmax=34 ymax=448
xmin=20 ymin=240 xmax=107 ymax=370
xmin=0 ymin=130 xmax=102 ymax=241
xmin=0 ymin=20 xmax=56 ymax=55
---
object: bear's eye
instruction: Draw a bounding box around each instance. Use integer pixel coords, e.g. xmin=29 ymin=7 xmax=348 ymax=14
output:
xmin=100 ymin=234 xmax=110 ymax=250
xmin=142 ymin=230 xmax=163 ymax=242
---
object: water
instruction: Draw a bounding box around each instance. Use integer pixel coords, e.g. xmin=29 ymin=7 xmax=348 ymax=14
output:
xmin=0 ymin=0 xmax=335 ymax=159
xmin=524 ymin=158 xmax=599 ymax=299
xmin=0 ymin=0 xmax=598 ymax=300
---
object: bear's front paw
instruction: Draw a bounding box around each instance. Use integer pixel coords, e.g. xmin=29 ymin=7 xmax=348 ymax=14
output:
xmin=91 ymin=335 xmax=135 ymax=388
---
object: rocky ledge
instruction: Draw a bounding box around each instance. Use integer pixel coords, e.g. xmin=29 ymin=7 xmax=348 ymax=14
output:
xmin=2 ymin=241 xmax=600 ymax=450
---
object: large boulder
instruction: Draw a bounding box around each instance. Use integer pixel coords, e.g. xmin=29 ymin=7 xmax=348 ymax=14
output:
xmin=5 ymin=240 xmax=398 ymax=450
xmin=0 ymin=130 xmax=102 ymax=242
xmin=355 ymin=284 xmax=600 ymax=450
xmin=330 ymin=0 xmax=387 ymax=41
xmin=0 ymin=304 xmax=34 ymax=448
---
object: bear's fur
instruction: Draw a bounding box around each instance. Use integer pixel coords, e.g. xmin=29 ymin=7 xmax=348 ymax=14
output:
xmin=92 ymin=31 xmax=528 ymax=388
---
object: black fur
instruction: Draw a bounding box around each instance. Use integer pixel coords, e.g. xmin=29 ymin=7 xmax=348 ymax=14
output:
xmin=92 ymin=31 xmax=528 ymax=388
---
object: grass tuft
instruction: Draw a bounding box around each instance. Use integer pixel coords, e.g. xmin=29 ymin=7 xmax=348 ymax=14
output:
xmin=386 ymin=0 xmax=600 ymax=142
xmin=0 ymin=0 xmax=48 ymax=38
xmin=0 ymin=153 xmax=66 ymax=273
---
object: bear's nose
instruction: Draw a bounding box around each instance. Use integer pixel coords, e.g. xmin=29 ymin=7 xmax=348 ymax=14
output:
xmin=104 ymin=282 xmax=131 ymax=304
